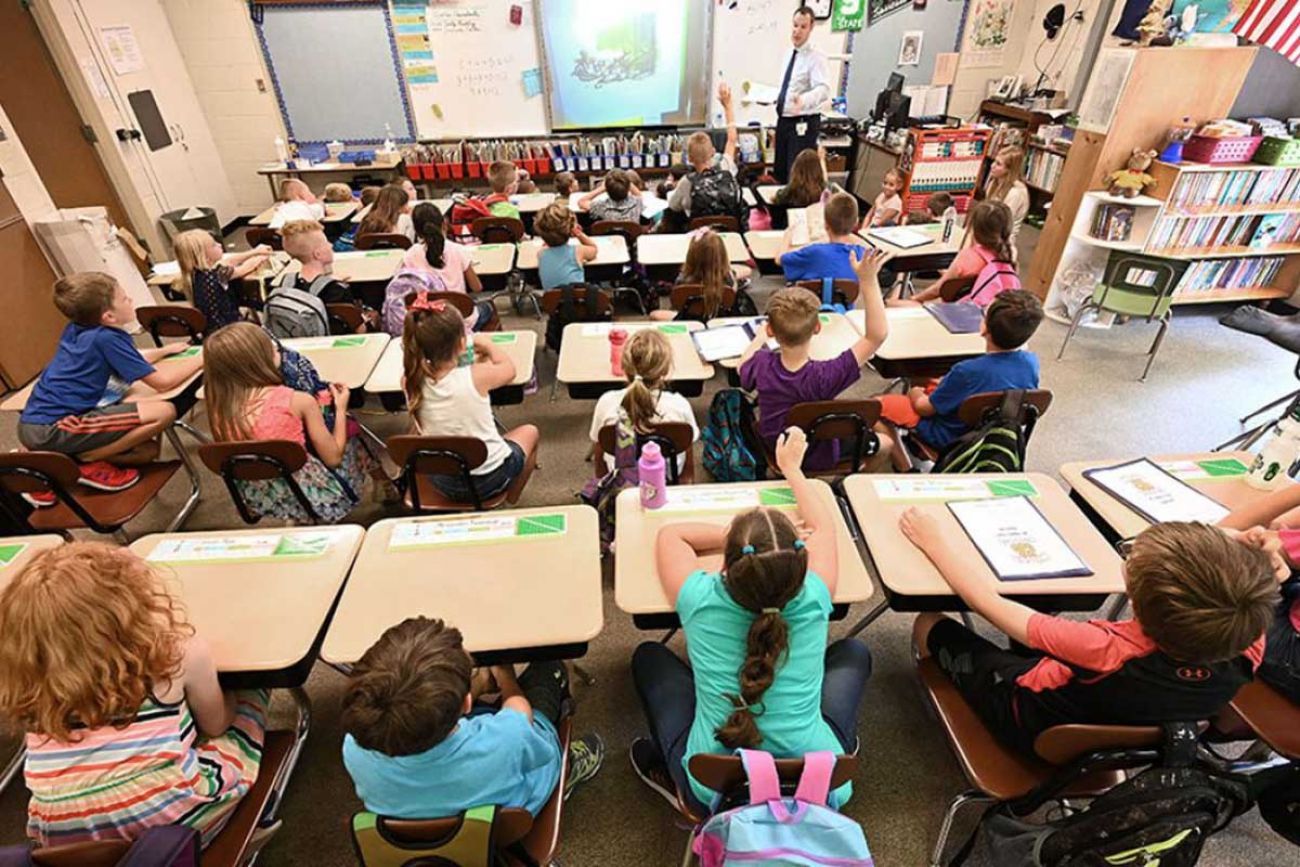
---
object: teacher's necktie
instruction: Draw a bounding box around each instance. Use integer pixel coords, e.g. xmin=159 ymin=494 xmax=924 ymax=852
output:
xmin=775 ymin=49 xmax=797 ymax=118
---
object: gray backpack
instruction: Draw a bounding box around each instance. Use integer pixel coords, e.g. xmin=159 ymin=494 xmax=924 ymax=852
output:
xmin=265 ymin=272 xmax=331 ymax=339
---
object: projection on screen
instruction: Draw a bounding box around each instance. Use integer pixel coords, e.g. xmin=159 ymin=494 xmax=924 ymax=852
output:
xmin=538 ymin=0 xmax=712 ymax=130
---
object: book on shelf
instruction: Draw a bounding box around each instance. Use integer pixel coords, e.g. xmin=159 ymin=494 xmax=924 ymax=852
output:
xmin=1089 ymin=203 xmax=1136 ymax=242
xmin=1023 ymin=147 xmax=1066 ymax=193
xmin=1149 ymin=213 xmax=1300 ymax=251
xmin=1167 ymin=167 xmax=1300 ymax=211
xmin=1177 ymin=256 xmax=1284 ymax=293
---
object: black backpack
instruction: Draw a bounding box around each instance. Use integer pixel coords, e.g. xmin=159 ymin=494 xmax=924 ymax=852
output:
xmin=688 ymin=167 xmax=748 ymax=230
xmin=933 ymin=389 xmax=1030 ymax=474
xmin=544 ymin=284 xmax=610 ymax=353
xmin=1257 ymin=760 xmax=1300 ymax=847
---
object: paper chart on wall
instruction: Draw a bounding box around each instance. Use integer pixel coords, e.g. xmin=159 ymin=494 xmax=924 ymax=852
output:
xmin=1082 ymin=459 xmax=1230 ymax=525
xmin=99 ymin=26 xmax=145 ymax=76
xmin=949 ymin=496 xmax=1093 ymax=581
xmin=960 ymin=0 xmax=1017 ymax=69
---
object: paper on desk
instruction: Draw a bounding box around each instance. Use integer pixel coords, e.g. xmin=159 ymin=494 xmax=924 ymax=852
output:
xmin=290 ymin=336 xmax=369 ymax=351
xmin=148 ymin=529 xmax=347 ymax=564
xmin=788 ymin=204 xmax=828 ymax=246
xmin=389 ymin=513 xmax=567 ymax=549
xmin=868 ymin=226 xmax=934 ymax=249
xmin=693 ymin=325 xmax=755 ymax=362
xmin=949 ymin=497 xmax=1092 ymax=581
xmin=1083 ymin=459 xmax=1230 ymax=525
xmin=581 ymin=322 xmax=688 ymax=337
xmin=658 ymin=486 xmax=797 ymax=514
xmin=0 ymin=543 xmax=29 ymax=568
xmin=152 ymin=261 xmax=181 ymax=277
xmin=887 ymin=306 xmax=932 ymax=319
xmin=874 ymin=477 xmax=1038 ymax=502
xmin=1159 ymin=457 xmax=1249 ymax=482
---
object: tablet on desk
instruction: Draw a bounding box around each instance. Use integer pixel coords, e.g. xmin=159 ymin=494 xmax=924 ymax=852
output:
xmin=692 ymin=322 xmax=760 ymax=362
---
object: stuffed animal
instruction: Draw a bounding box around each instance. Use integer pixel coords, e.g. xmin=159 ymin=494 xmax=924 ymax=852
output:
xmin=1107 ymin=148 xmax=1159 ymax=198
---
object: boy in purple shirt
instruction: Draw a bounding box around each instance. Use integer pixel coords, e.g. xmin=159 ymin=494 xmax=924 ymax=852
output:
xmin=738 ymin=248 xmax=890 ymax=471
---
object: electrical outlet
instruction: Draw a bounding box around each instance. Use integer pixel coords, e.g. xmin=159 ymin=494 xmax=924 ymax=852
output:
xmin=255 ymin=78 xmax=267 ymax=93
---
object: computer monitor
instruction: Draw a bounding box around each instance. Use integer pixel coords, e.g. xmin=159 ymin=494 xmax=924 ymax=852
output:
xmin=874 ymin=73 xmax=907 ymax=122
xmin=887 ymin=72 xmax=905 ymax=93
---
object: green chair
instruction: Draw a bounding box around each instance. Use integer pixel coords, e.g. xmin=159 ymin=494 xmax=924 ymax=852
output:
xmin=1056 ymin=251 xmax=1191 ymax=381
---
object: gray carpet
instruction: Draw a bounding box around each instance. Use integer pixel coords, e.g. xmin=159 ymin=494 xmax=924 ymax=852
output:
xmin=1 ymin=227 xmax=1297 ymax=865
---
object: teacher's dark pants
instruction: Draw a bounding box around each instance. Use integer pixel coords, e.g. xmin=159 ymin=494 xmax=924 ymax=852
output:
xmin=774 ymin=114 xmax=822 ymax=183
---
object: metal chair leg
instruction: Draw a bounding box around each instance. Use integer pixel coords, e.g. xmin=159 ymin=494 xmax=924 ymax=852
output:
xmin=931 ymin=790 xmax=993 ymax=867
xmin=1056 ymin=302 xmax=1094 ymax=361
xmin=1140 ymin=313 xmax=1171 ymax=382
xmin=1241 ymin=390 xmax=1300 ymax=425
xmin=164 ymin=427 xmax=202 ymax=533
xmin=175 ymin=420 xmax=211 ymax=444
xmin=960 ymin=612 xmax=976 ymax=631
xmin=263 ymin=686 xmax=313 ymax=826
xmin=846 ymin=597 xmax=890 ymax=638
xmin=0 ymin=745 xmax=25 ymax=793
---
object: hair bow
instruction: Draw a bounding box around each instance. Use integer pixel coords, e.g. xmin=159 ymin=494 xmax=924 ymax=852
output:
xmin=409 ymin=291 xmax=446 ymax=314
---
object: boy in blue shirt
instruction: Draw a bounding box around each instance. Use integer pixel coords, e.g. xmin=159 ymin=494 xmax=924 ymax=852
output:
xmin=18 ymin=272 xmax=204 ymax=502
xmin=341 ymin=617 xmax=604 ymax=819
xmin=875 ymin=290 xmax=1043 ymax=470
xmin=776 ymin=192 xmax=867 ymax=284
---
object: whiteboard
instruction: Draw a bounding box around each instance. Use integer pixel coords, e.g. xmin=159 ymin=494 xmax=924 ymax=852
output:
xmin=710 ymin=2 xmax=847 ymax=128
xmin=407 ymin=0 xmax=549 ymax=139
xmin=257 ymin=4 xmax=414 ymax=144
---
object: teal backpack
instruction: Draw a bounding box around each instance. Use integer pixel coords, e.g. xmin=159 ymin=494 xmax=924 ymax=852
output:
xmin=702 ymin=389 xmax=759 ymax=482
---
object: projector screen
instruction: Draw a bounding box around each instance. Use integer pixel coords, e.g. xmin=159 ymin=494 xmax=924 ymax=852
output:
xmin=538 ymin=0 xmax=713 ymax=131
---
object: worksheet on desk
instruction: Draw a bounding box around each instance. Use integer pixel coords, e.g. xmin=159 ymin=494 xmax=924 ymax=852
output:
xmin=1082 ymin=458 xmax=1230 ymax=525
xmin=949 ymin=496 xmax=1092 ymax=581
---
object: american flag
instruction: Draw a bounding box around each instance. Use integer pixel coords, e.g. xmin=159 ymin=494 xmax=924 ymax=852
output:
xmin=1233 ymin=0 xmax=1300 ymax=66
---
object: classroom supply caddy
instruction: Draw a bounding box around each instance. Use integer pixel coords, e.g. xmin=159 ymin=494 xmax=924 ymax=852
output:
xmin=1255 ymin=137 xmax=1300 ymax=168
xmin=1181 ymin=134 xmax=1263 ymax=165
xmin=897 ymin=127 xmax=992 ymax=215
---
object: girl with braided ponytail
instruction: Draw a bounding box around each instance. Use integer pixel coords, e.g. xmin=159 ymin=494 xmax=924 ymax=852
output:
xmin=630 ymin=427 xmax=873 ymax=814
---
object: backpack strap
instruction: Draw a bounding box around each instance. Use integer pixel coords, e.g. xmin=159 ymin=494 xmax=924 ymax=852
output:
xmin=793 ymin=751 xmax=835 ymax=807
xmin=305 ymin=273 xmax=335 ymax=298
xmin=821 ymin=277 xmax=834 ymax=307
xmin=998 ymin=388 xmax=1026 ymax=427
xmin=738 ymin=749 xmax=782 ymax=806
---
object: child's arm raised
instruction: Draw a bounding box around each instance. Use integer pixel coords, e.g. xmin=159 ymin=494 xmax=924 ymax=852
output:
xmin=182 ymin=636 xmax=238 ymax=738
xmin=572 ymin=226 xmax=600 ymax=263
xmin=775 ymin=428 xmax=838 ymax=593
xmin=492 ymin=665 xmax=534 ymax=722
xmin=295 ymin=386 xmax=348 ymax=467
xmin=850 ymin=246 xmax=890 ymax=363
xmin=1219 ymin=482 xmax=1300 ymax=530
xmin=470 ymin=332 xmax=516 ymax=395
xmin=656 ymin=522 xmax=728 ymax=607
xmin=576 ymin=182 xmax=603 ymax=212
xmin=900 ymin=507 xmax=1033 ymax=644
xmin=719 ymin=82 xmax=737 ymax=165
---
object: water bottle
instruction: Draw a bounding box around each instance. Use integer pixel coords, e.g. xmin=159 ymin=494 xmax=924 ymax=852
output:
xmin=941 ymin=207 xmax=958 ymax=243
xmin=608 ymin=328 xmax=628 ymax=377
xmin=639 ymin=441 xmax=667 ymax=509
xmin=1246 ymin=404 xmax=1300 ymax=490
xmin=274 ymin=135 xmax=288 ymax=165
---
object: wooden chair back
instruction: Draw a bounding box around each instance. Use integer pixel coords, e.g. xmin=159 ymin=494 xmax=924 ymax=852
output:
xmin=354 ymin=232 xmax=411 ymax=251
xmin=794 ymin=279 xmax=860 ymax=307
xmin=669 ymin=283 xmax=737 ymax=320
xmin=787 ymin=399 xmax=882 ymax=474
xmin=596 ymin=421 xmax=696 ymax=485
xmin=690 ymin=215 xmax=739 ymax=233
xmin=197 ymin=440 xmax=316 ymax=524
xmin=136 ymin=305 xmax=207 ymax=345
xmin=326 ymin=303 xmax=365 ymax=334
xmin=244 ymin=227 xmax=282 ymax=251
xmin=470 ymin=216 xmax=525 ymax=244
xmin=539 ymin=287 xmax=612 ymax=316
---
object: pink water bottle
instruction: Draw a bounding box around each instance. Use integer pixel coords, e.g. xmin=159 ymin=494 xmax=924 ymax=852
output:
xmin=639 ymin=441 xmax=667 ymax=509
xmin=609 ymin=327 xmax=628 ymax=377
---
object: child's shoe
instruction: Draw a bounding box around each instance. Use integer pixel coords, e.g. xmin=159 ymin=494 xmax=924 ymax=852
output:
xmin=21 ymin=491 xmax=57 ymax=508
xmin=629 ymin=737 xmax=680 ymax=809
xmin=564 ymin=733 xmax=605 ymax=800
xmin=76 ymin=461 xmax=140 ymax=492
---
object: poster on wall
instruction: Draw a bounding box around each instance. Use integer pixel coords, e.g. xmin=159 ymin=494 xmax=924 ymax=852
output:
xmin=832 ymin=0 xmax=867 ymax=31
xmin=1171 ymin=0 xmax=1253 ymax=33
xmin=960 ymin=0 xmax=1017 ymax=68
xmin=869 ymin=0 xmax=912 ymax=24
xmin=1077 ymin=47 xmax=1135 ymax=133
xmin=899 ymin=30 xmax=924 ymax=65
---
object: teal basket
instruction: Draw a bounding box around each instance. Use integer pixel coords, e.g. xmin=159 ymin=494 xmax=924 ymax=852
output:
xmin=1254 ymin=136 xmax=1300 ymax=167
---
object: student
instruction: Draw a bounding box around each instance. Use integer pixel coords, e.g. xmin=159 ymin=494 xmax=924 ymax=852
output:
xmin=173 ymin=229 xmax=272 ymax=329
xmin=897 ymin=201 xmax=1016 ymax=306
xmin=269 ymin=178 xmax=324 ymax=229
xmin=875 ymin=290 xmax=1042 ymax=469
xmin=589 ymin=329 xmax=698 ymax=474
xmin=483 ymin=160 xmax=522 ymax=220
xmin=578 ymin=169 xmax=643 ymax=224
xmin=356 ymin=184 xmax=414 ymax=242
xmin=904 ymin=191 xmax=955 ymax=226
xmin=630 ymin=427 xmax=873 ymax=814
xmin=323 ymin=182 xmax=354 ymax=204
xmin=554 ymin=171 xmax=578 ymax=199
xmin=335 ymin=186 xmax=385 ymax=252
xmin=342 ymin=617 xmax=603 ymax=818
xmin=865 ymin=169 xmax=904 ymax=229
xmin=402 ymin=295 xmax=537 ymax=501
xmin=775 ymin=192 xmax=867 ymax=283
xmin=17 ymin=273 xmax=204 ymax=500
xmin=277 ymin=220 xmax=359 ymax=306
xmin=771 ymin=147 xmax=827 ymax=209
xmin=667 ymin=83 xmax=742 ymax=225
xmin=0 ymin=542 xmax=269 ymax=847
xmin=515 ymin=170 xmax=538 ymax=195
xmin=650 ymin=229 xmax=750 ymax=322
xmin=900 ymin=513 xmax=1275 ymax=754
xmin=739 ymin=249 xmax=890 ymax=471
xmin=404 ymin=203 xmax=496 ymax=331
xmin=400 ymin=178 xmax=420 ymax=204
xmin=533 ymin=202 xmax=597 ymax=291
xmin=204 ymin=322 xmax=373 ymax=522
xmin=984 ymin=146 xmax=1030 ymax=243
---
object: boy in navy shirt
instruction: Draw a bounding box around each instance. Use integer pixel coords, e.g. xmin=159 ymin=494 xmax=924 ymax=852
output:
xmin=776 ymin=193 xmax=867 ymax=283
xmin=874 ymin=289 xmax=1042 ymax=470
xmin=17 ymin=273 xmax=203 ymax=500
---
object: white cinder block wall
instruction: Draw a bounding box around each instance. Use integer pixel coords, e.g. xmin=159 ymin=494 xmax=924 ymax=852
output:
xmin=162 ymin=0 xmax=286 ymax=215
xmin=0 ymin=105 xmax=60 ymax=224
xmin=948 ymin=0 xmax=1042 ymax=119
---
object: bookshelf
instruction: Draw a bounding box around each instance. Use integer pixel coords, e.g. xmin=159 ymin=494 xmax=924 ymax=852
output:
xmin=897 ymin=127 xmax=992 ymax=214
xmin=1023 ymin=142 xmax=1069 ymax=195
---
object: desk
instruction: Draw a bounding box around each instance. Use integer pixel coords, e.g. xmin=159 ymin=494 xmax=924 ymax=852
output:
xmin=639 ymin=232 xmax=749 ymax=266
xmin=850 ymin=306 xmax=985 ymax=380
xmin=250 ymin=202 xmax=356 ymax=227
xmin=365 ymin=330 xmax=536 ymax=406
xmin=708 ymin=313 xmax=859 ymax=372
xmin=567 ymin=191 xmax=670 ymax=221
xmin=281 ymin=333 xmax=389 ymax=389
xmin=842 ymin=473 xmax=1124 ymax=615
xmin=321 ymin=507 xmax=603 ymax=665
xmin=515 ymin=236 xmax=629 ymax=270
xmin=614 ymin=481 xmax=874 ymax=629
xmin=282 ymin=251 xmax=404 ymax=301
xmin=514 ymin=193 xmax=557 ymax=214
xmin=756 ymin=185 xmax=782 ymax=206
xmin=352 ymin=199 xmax=454 ymax=225
xmin=0 ymin=363 xmax=203 ymax=413
xmin=131 ymin=526 xmax=364 ymax=688
xmin=147 ymin=253 xmax=289 ymax=291
xmin=556 ymin=321 xmax=712 ymax=399
xmin=469 ymin=243 xmax=516 ymax=276
xmin=744 ymin=224 xmax=958 ymax=272
xmin=1060 ymin=452 xmax=1266 ymax=543
xmin=0 ymin=535 xmax=64 ymax=585
xmin=257 ymin=155 xmax=404 ymax=198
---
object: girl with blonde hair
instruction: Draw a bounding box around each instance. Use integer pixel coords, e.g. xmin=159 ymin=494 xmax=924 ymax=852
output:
xmin=172 ymin=229 xmax=271 ymax=329
xmin=204 ymin=322 xmax=372 ymax=521
xmin=0 ymin=542 xmax=268 ymax=846
xmin=983 ymin=146 xmax=1029 ymax=243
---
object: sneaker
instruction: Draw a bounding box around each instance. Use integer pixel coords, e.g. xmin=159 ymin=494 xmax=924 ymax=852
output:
xmin=564 ymin=733 xmax=605 ymax=800
xmin=76 ymin=462 xmax=140 ymax=492
xmin=21 ymin=491 xmax=56 ymax=508
xmin=629 ymin=737 xmax=680 ymax=810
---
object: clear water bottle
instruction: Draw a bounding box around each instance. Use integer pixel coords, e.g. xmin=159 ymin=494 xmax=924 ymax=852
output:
xmin=1246 ymin=404 xmax=1300 ymax=490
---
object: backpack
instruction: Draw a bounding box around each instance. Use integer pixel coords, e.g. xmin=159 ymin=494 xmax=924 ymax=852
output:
xmin=815 ymin=277 xmax=849 ymax=315
xmin=381 ymin=268 xmax=447 ymax=337
xmin=932 ymin=389 xmax=1029 ymax=474
xmin=264 ymin=272 xmax=332 ymax=339
xmin=449 ymin=195 xmax=492 ymax=237
xmin=702 ymin=389 xmax=759 ymax=482
xmin=1257 ymin=760 xmax=1300 ymax=847
xmin=0 ymin=826 xmax=200 ymax=867
xmin=960 ymin=247 xmax=1021 ymax=307
xmin=544 ymin=284 xmax=610 ymax=352
xmin=578 ymin=410 xmax=639 ymax=554
xmin=688 ymin=167 xmax=747 ymax=230
xmin=693 ymin=751 xmax=873 ymax=867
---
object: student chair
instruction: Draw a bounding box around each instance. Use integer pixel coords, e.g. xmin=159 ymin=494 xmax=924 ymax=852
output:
xmin=1218 ymin=681 xmax=1300 ymax=761
xmin=419 ymin=292 xmax=502 ymax=332
xmin=749 ymin=400 xmax=882 ymax=480
xmin=326 ymin=303 xmax=366 ymax=335
xmin=136 ymin=305 xmax=208 ymax=346
xmin=350 ymin=718 xmax=572 ymax=867
xmin=354 ymin=233 xmax=412 ymax=251
xmin=197 ymin=440 xmax=322 ymax=525
xmin=244 ymin=227 xmax=282 ymax=251
xmin=470 ymin=216 xmax=525 ymax=245
xmin=794 ymin=279 xmax=860 ymax=309
xmin=594 ymin=422 xmax=696 ymax=485
xmin=589 ymin=220 xmax=649 ymax=313
xmin=903 ymin=389 xmax=1054 ymax=472
xmin=387 ymin=435 xmax=538 ymax=513
xmin=539 ymin=286 xmax=613 ymax=333
xmin=669 ymin=283 xmax=738 ymax=322
xmin=689 ymin=215 xmax=739 ymax=233
xmin=1056 ymin=250 xmax=1191 ymax=382
xmin=0 ymin=451 xmax=199 ymax=542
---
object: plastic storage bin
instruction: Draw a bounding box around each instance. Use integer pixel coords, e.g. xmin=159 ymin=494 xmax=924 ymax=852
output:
xmin=1182 ymin=135 xmax=1262 ymax=164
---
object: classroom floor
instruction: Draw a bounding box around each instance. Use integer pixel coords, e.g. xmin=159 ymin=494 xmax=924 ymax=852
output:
xmin=1 ymin=227 xmax=1297 ymax=865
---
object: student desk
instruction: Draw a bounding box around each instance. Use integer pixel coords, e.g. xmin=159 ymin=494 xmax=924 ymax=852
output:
xmin=514 ymin=193 xmax=557 ymax=214
xmin=130 ymin=526 xmax=364 ymax=689
xmin=744 ymin=225 xmax=959 ymax=275
xmin=756 ymin=185 xmax=783 ymax=206
xmin=515 ymin=236 xmax=630 ymax=285
xmin=707 ymin=313 xmax=859 ymax=372
xmin=351 ymin=199 xmax=454 ymax=225
xmin=147 ymin=254 xmax=289 ymax=299
xmin=469 ymin=242 xmax=517 ymax=276
xmin=280 ymin=333 xmax=390 ymax=390
xmin=321 ymin=507 xmax=603 ymax=666
xmin=555 ymin=321 xmax=712 ymax=399
xmin=842 ymin=473 xmax=1124 ymax=626
xmin=613 ymin=481 xmax=875 ymax=630
xmin=0 ymin=361 xmax=203 ymax=412
xmin=638 ymin=232 xmax=750 ymax=266
xmin=249 ymin=201 xmax=356 ymax=227
xmin=849 ymin=306 xmax=985 ymax=380
xmin=565 ymin=191 xmax=669 ymax=220
xmin=257 ymin=155 xmax=404 ymax=199
xmin=1059 ymin=452 xmax=1268 ymax=544
xmin=365 ymin=330 xmax=536 ymax=406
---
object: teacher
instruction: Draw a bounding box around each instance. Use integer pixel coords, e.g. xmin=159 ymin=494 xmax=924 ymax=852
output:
xmin=773 ymin=6 xmax=831 ymax=183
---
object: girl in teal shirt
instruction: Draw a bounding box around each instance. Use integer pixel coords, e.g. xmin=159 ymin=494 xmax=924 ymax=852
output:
xmin=630 ymin=428 xmax=873 ymax=814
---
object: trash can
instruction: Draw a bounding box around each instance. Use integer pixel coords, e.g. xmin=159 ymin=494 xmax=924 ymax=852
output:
xmin=159 ymin=206 xmax=221 ymax=245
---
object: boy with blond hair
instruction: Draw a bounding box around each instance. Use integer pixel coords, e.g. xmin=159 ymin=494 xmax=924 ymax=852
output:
xmin=277 ymin=220 xmax=355 ymax=306
xmin=667 ymin=83 xmax=743 ymax=227
xmin=776 ymin=192 xmax=867 ymax=282
xmin=483 ymin=160 xmax=522 ymax=221
xmin=269 ymin=178 xmax=324 ymax=228
xmin=738 ymin=248 xmax=890 ymax=471
xmin=322 ymin=182 xmax=354 ymax=204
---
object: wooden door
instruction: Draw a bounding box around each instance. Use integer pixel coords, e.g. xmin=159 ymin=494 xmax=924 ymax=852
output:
xmin=0 ymin=184 xmax=63 ymax=390
xmin=0 ymin=0 xmax=131 ymax=230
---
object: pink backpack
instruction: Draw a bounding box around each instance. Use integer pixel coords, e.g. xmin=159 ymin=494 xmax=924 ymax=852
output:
xmin=967 ymin=251 xmax=1021 ymax=308
xmin=381 ymin=268 xmax=447 ymax=336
